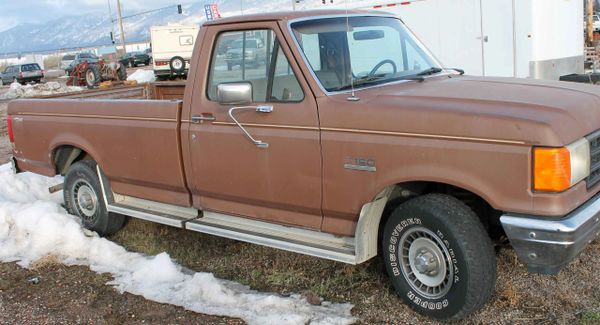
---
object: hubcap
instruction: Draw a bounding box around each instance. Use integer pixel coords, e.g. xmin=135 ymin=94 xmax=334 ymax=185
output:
xmin=71 ymin=180 xmax=98 ymax=220
xmin=399 ymin=227 xmax=454 ymax=299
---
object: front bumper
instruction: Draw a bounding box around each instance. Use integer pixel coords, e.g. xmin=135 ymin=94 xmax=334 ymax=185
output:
xmin=501 ymin=193 xmax=600 ymax=274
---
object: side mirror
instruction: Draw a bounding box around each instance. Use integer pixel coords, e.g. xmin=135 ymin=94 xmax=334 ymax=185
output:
xmin=217 ymin=82 xmax=253 ymax=105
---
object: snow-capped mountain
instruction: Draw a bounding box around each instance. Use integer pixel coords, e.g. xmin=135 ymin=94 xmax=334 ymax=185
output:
xmin=0 ymin=0 xmax=363 ymax=54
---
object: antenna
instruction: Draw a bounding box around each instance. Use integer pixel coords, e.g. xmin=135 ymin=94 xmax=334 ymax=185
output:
xmin=345 ymin=0 xmax=359 ymax=101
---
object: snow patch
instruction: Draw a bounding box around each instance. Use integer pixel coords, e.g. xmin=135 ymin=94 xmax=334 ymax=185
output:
xmin=0 ymin=82 xmax=83 ymax=100
xmin=0 ymin=164 xmax=355 ymax=325
xmin=127 ymin=69 xmax=156 ymax=84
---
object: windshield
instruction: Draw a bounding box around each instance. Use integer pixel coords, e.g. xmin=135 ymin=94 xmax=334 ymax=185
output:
xmin=291 ymin=16 xmax=442 ymax=92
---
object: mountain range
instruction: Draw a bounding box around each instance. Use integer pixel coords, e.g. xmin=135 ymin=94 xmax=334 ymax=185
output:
xmin=0 ymin=0 xmax=301 ymax=54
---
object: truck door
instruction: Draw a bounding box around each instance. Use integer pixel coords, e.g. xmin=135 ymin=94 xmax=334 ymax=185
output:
xmin=183 ymin=23 xmax=323 ymax=229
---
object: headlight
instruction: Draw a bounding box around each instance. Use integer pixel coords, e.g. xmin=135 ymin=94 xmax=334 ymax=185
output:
xmin=533 ymin=138 xmax=590 ymax=192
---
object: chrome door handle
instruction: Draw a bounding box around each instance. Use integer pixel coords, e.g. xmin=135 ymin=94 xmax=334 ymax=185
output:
xmin=228 ymin=105 xmax=274 ymax=148
xmin=191 ymin=114 xmax=216 ymax=123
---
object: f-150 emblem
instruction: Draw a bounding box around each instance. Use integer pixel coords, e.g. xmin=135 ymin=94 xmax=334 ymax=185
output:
xmin=344 ymin=157 xmax=376 ymax=172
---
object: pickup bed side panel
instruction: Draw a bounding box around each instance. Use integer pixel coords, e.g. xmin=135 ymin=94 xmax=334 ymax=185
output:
xmin=9 ymin=99 xmax=191 ymax=207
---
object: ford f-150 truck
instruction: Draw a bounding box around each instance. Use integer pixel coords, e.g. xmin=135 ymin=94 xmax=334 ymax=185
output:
xmin=7 ymin=10 xmax=600 ymax=320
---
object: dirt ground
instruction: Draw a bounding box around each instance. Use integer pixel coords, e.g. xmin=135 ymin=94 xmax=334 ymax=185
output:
xmin=1 ymin=82 xmax=600 ymax=324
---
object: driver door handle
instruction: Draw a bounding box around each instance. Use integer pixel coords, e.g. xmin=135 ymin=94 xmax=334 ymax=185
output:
xmin=191 ymin=113 xmax=216 ymax=123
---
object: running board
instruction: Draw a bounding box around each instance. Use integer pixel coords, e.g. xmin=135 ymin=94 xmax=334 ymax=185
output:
xmin=97 ymin=167 xmax=391 ymax=265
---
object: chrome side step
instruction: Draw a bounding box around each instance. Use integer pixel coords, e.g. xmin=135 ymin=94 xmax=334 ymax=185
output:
xmin=96 ymin=166 xmax=390 ymax=265
xmin=186 ymin=212 xmax=357 ymax=263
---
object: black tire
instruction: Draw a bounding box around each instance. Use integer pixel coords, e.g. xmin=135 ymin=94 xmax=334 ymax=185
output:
xmin=170 ymin=56 xmax=186 ymax=74
xmin=64 ymin=161 xmax=127 ymax=236
xmin=382 ymin=194 xmax=496 ymax=320
xmin=117 ymin=63 xmax=127 ymax=81
xmin=85 ymin=64 xmax=102 ymax=89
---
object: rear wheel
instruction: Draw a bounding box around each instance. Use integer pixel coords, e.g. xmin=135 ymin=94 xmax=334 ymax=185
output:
xmin=64 ymin=161 xmax=127 ymax=236
xmin=85 ymin=65 xmax=102 ymax=89
xmin=382 ymin=194 xmax=496 ymax=320
xmin=117 ymin=63 xmax=127 ymax=81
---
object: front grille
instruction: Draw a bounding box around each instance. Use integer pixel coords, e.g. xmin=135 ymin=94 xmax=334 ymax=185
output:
xmin=587 ymin=130 xmax=600 ymax=188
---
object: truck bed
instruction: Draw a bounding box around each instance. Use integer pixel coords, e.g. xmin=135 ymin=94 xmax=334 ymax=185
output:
xmin=8 ymin=81 xmax=190 ymax=207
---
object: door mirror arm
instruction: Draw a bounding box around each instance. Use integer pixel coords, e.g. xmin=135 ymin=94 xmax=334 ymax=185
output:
xmin=228 ymin=106 xmax=274 ymax=148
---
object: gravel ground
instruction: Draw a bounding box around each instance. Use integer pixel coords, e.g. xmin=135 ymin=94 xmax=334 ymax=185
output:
xmin=1 ymin=87 xmax=600 ymax=324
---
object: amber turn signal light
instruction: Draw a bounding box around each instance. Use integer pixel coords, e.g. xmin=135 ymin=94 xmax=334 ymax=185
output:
xmin=533 ymin=147 xmax=571 ymax=192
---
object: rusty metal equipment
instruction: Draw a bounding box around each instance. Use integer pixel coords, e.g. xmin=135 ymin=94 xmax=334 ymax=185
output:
xmin=67 ymin=60 xmax=127 ymax=89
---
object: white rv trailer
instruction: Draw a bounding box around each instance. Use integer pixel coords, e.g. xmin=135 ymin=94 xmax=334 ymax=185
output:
xmin=150 ymin=24 xmax=200 ymax=79
xmin=308 ymin=0 xmax=584 ymax=80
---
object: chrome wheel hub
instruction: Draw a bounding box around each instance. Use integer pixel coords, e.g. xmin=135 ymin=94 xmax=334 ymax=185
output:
xmin=72 ymin=180 xmax=98 ymax=220
xmin=399 ymin=226 xmax=454 ymax=299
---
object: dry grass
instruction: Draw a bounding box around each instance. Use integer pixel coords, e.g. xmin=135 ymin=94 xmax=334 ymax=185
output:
xmin=29 ymin=255 xmax=60 ymax=270
xmin=43 ymin=55 xmax=61 ymax=70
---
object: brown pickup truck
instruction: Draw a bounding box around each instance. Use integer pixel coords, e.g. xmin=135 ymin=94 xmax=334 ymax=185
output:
xmin=7 ymin=10 xmax=600 ymax=320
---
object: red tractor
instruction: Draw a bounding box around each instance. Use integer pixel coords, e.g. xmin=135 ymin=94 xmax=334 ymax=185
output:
xmin=67 ymin=60 xmax=127 ymax=89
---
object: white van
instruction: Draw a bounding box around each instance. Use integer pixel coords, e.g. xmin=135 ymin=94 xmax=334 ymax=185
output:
xmin=150 ymin=24 xmax=200 ymax=79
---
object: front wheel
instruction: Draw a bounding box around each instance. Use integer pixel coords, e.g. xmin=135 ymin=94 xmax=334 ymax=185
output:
xmin=382 ymin=194 xmax=496 ymax=320
xmin=64 ymin=161 xmax=127 ymax=236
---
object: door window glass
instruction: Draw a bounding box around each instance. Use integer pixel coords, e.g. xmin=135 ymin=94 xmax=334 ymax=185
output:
xmin=208 ymin=29 xmax=304 ymax=103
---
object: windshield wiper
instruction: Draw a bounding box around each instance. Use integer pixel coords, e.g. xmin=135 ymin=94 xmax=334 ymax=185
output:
xmin=333 ymin=74 xmax=388 ymax=91
xmin=416 ymin=67 xmax=444 ymax=76
xmin=447 ymin=68 xmax=465 ymax=75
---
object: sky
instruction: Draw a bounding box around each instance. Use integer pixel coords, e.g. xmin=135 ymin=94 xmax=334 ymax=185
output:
xmin=0 ymin=0 xmax=191 ymax=32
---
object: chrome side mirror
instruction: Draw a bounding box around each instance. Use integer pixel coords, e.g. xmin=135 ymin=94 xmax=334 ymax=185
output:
xmin=217 ymin=82 xmax=252 ymax=105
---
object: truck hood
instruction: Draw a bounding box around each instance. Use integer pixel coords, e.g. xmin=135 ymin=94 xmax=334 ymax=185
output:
xmin=329 ymin=76 xmax=600 ymax=146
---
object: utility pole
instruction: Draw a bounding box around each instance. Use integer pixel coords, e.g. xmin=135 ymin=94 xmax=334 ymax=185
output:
xmin=107 ymin=0 xmax=116 ymax=44
xmin=117 ymin=0 xmax=127 ymax=54
xmin=588 ymin=0 xmax=594 ymax=46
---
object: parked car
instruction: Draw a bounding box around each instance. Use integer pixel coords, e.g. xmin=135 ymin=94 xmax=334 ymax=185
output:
xmin=119 ymin=51 xmax=151 ymax=68
xmin=0 ymin=63 xmax=44 ymax=85
xmin=144 ymin=48 xmax=152 ymax=61
xmin=60 ymin=54 xmax=76 ymax=70
xmin=9 ymin=11 xmax=600 ymax=321
xmin=217 ymin=38 xmax=235 ymax=55
xmin=64 ymin=53 xmax=99 ymax=76
xmin=225 ymin=38 xmax=265 ymax=70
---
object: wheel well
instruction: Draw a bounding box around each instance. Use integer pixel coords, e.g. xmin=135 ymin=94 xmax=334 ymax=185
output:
xmin=53 ymin=145 xmax=93 ymax=176
xmin=379 ymin=182 xmax=504 ymax=242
